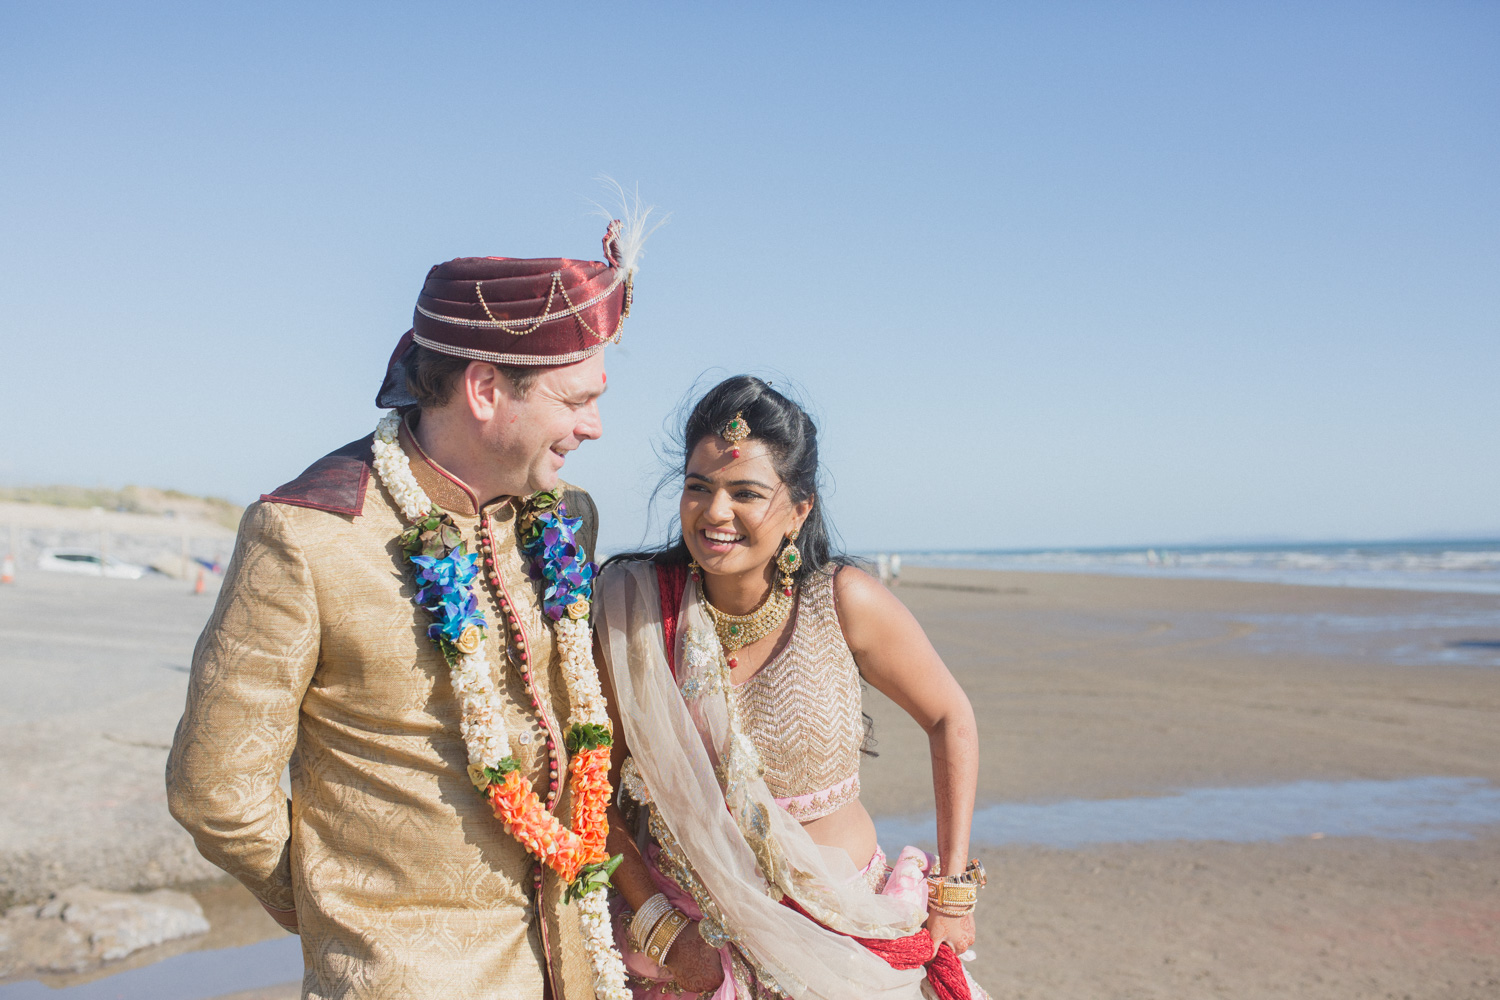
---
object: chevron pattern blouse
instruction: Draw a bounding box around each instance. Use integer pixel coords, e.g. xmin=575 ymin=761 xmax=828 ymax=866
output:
xmin=732 ymin=569 xmax=865 ymax=821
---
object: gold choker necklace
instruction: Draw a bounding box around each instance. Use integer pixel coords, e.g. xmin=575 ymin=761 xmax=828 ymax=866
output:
xmin=695 ymin=572 xmax=796 ymax=653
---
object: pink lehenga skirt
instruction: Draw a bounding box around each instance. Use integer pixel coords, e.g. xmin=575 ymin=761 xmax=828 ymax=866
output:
xmin=610 ymin=844 xmax=989 ymax=1000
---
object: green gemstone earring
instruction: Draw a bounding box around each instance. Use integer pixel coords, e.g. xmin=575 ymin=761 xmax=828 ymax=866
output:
xmin=775 ymin=528 xmax=801 ymax=596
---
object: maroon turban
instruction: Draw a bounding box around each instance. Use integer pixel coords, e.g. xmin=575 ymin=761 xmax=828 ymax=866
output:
xmin=377 ymin=220 xmax=635 ymax=408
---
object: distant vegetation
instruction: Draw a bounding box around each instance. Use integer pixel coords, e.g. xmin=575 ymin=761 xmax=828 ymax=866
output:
xmin=0 ymin=485 xmax=244 ymax=530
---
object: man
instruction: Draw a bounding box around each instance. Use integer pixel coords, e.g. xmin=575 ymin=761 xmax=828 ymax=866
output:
xmin=167 ymin=221 xmax=642 ymax=998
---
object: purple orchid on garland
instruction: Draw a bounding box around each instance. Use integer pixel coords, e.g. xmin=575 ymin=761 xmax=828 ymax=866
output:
xmin=519 ymin=490 xmax=597 ymax=621
xmin=400 ymin=508 xmax=487 ymax=658
xmin=411 ymin=550 xmax=487 ymax=647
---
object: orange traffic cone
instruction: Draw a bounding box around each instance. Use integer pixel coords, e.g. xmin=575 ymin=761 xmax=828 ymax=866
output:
xmin=194 ymin=567 xmax=206 ymax=595
xmin=1 ymin=554 xmax=14 ymax=584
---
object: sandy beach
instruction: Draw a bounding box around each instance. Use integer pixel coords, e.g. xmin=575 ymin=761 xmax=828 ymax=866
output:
xmin=863 ymin=567 xmax=1500 ymax=999
xmin=1 ymin=559 xmax=1497 ymax=998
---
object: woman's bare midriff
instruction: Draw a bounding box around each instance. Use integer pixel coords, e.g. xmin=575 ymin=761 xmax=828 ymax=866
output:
xmin=800 ymin=796 xmax=879 ymax=871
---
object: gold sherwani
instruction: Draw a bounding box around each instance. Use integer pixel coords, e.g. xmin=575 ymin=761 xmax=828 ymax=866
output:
xmin=167 ymin=425 xmax=599 ymax=999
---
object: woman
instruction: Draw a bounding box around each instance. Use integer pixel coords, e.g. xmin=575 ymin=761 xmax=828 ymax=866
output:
xmin=594 ymin=376 xmax=987 ymax=999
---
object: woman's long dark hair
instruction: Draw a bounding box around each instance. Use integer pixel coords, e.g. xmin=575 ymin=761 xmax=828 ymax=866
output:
xmin=607 ymin=375 xmax=877 ymax=754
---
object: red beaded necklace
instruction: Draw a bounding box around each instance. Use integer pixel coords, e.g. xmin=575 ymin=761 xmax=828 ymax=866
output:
xmin=477 ymin=504 xmax=561 ymax=895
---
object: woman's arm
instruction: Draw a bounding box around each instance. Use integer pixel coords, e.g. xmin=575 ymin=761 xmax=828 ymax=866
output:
xmin=834 ymin=566 xmax=980 ymax=954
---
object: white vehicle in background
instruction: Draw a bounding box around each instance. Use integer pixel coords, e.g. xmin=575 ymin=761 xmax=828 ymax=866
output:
xmin=37 ymin=548 xmax=149 ymax=580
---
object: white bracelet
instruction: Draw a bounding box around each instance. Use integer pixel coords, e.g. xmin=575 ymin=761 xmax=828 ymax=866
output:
xmin=630 ymin=893 xmax=672 ymax=952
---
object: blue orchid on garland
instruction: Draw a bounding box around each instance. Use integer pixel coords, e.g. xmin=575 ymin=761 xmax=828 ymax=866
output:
xmin=518 ymin=490 xmax=597 ymax=621
xmin=399 ymin=509 xmax=488 ymax=658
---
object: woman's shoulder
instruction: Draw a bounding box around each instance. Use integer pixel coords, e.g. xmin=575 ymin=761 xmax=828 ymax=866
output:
xmin=828 ymin=564 xmax=894 ymax=632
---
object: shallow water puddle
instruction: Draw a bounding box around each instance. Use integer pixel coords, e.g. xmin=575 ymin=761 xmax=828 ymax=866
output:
xmin=0 ymin=934 xmax=299 ymax=999
xmin=1225 ymin=611 xmax=1500 ymax=667
xmin=875 ymin=776 xmax=1500 ymax=849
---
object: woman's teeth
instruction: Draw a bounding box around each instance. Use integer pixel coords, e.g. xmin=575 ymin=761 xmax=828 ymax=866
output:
xmin=704 ymin=529 xmax=743 ymax=543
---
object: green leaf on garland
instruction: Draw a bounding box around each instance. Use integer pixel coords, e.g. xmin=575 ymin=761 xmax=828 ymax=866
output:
xmin=565 ymin=853 xmax=623 ymax=902
xmin=439 ymin=522 xmax=462 ymax=550
xmin=565 ymin=722 xmax=613 ymax=754
xmin=483 ymin=760 xmax=521 ymax=784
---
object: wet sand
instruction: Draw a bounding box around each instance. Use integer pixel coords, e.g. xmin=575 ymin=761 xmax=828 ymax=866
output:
xmin=861 ymin=566 xmax=1500 ymax=998
xmin=2 ymin=563 xmax=1498 ymax=997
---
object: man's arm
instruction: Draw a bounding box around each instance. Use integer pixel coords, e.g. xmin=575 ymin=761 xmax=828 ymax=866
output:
xmin=166 ymin=501 xmax=319 ymax=919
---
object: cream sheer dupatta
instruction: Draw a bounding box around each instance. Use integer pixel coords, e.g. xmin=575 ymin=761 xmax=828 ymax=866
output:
xmin=597 ymin=562 xmax=927 ymax=1000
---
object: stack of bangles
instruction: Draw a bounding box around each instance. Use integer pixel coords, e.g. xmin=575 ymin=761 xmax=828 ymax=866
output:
xmin=926 ymin=859 xmax=987 ymax=918
xmin=630 ymin=894 xmax=691 ymax=966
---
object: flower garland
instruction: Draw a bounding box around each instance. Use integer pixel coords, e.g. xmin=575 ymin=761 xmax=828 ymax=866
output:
xmin=370 ymin=413 xmax=628 ymax=1000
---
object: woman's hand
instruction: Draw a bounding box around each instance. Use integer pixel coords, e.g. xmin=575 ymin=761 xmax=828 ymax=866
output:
xmin=664 ymin=923 xmax=725 ymax=993
xmin=925 ymin=909 xmax=975 ymax=957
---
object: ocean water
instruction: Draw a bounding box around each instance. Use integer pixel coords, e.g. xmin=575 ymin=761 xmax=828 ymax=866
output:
xmin=0 ymin=935 xmax=300 ymax=1000
xmin=898 ymin=539 xmax=1500 ymax=595
xmin=875 ymin=776 xmax=1500 ymax=850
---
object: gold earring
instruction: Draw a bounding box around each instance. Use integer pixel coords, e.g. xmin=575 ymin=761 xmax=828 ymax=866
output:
xmin=775 ymin=530 xmax=801 ymax=595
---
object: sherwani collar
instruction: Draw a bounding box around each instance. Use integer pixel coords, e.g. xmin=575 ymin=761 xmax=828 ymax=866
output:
xmin=397 ymin=414 xmax=511 ymax=518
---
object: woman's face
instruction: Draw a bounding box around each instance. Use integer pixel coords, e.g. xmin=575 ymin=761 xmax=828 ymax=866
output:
xmin=680 ymin=435 xmax=812 ymax=581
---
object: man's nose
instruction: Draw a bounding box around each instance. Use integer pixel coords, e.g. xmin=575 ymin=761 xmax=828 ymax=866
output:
xmin=576 ymin=401 xmax=603 ymax=441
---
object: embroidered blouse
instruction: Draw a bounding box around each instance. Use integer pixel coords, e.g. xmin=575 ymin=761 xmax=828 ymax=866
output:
xmin=732 ymin=569 xmax=865 ymax=821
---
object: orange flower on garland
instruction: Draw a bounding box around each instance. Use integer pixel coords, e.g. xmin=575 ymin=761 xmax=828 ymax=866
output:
xmin=486 ymin=744 xmax=613 ymax=883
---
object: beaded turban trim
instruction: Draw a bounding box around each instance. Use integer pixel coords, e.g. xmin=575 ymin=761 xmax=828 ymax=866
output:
xmin=376 ymin=219 xmax=641 ymax=408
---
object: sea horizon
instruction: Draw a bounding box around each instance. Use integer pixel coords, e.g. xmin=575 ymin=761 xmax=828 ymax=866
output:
xmin=877 ymin=537 xmax=1500 ymax=595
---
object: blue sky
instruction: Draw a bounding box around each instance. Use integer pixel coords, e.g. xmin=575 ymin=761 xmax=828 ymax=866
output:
xmin=2 ymin=2 xmax=1496 ymax=552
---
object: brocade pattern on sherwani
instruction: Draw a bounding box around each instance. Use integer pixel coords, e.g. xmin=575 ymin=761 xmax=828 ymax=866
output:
xmin=167 ymin=427 xmax=599 ymax=999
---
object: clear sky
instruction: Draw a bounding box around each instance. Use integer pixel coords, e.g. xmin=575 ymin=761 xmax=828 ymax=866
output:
xmin=3 ymin=2 xmax=1496 ymax=553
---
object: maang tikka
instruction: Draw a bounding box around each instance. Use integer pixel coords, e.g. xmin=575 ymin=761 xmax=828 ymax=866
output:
xmin=722 ymin=411 xmax=751 ymax=458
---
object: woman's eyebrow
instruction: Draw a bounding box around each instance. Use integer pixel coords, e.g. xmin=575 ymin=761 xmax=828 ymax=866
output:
xmin=684 ymin=472 xmax=773 ymax=490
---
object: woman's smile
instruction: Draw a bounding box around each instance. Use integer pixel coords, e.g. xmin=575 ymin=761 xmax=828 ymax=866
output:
xmin=699 ymin=527 xmax=745 ymax=553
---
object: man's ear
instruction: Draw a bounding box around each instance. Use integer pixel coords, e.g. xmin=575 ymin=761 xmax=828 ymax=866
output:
xmin=464 ymin=362 xmax=506 ymax=422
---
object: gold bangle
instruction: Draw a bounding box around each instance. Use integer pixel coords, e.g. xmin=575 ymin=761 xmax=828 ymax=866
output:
xmin=927 ymin=859 xmax=987 ymax=887
xmin=644 ymin=908 xmax=690 ymax=964
xmin=927 ymin=860 xmax=986 ymax=894
xmin=929 ymin=895 xmax=977 ymax=912
xmin=630 ymin=893 xmax=673 ymax=952
xmin=929 ymin=882 xmax=977 ymax=902
xmin=659 ymin=912 xmax=690 ymax=963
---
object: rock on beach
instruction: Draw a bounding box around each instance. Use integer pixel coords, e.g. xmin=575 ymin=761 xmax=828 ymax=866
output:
xmin=0 ymin=885 xmax=209 ymax=977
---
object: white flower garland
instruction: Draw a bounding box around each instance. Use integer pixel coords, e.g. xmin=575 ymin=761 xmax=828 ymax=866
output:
xmin=371 ymin=412 xmax=629 ymax=1000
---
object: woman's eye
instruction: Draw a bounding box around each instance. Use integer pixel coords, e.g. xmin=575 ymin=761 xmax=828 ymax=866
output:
xmin=734 ymin=491 xmax=765 ymax=501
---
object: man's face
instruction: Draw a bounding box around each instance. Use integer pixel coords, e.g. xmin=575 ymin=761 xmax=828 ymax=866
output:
xmin=479 ymin=353 xmax=607 ymax=496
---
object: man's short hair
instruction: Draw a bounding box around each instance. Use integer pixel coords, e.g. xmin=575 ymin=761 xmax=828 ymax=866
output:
xmin=401 ymin=345 xmax=544 ymax=410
